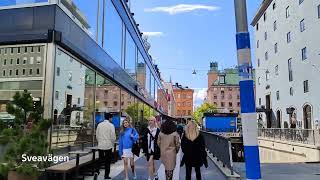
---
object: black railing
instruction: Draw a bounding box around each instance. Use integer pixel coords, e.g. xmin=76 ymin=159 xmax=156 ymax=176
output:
xmin=201 ymin=131 xmax=234 ymax=175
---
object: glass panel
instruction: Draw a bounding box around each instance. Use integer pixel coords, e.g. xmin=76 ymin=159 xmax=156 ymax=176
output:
xmin=52 ymin=48 xmax=95 ymax=149
xmin=146 ymin=66 xmax=151 ymax=98
xmin=70 ymin=0 xmax=98 ymax=39
xmin=125 ymin=29 xmax=136 ymax=80
xmin=0 ymin=0 xmax=48 ymax=7
xmin=104 ymin=0 xmax=122 ymax=65
xmin=137 ymin=50 xmax=146 ymax=89
xmin=151 ymin=75 xmax=155 ymax=100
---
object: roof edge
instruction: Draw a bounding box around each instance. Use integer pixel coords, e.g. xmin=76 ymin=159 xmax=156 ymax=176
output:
xmin=250 ymin=0 xmax=273 ymax=26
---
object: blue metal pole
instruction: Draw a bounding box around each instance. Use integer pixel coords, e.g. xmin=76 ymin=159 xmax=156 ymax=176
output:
xmin=234 ymin=0 xmax=261 ymax=179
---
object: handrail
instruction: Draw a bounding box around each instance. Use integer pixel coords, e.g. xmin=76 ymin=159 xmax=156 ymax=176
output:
xmin=258 ymin=128 xmax=320 ymax=146
xmin=201 ymin=130 xmax=234 ymax=175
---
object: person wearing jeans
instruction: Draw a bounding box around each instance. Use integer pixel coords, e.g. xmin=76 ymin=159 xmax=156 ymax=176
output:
xmin=95 ymin=113 xmax=116 ymax=180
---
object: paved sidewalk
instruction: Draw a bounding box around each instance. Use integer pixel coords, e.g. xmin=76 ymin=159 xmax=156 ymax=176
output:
xmin=86 ymin=150 xmax=226 ymax=180
xmin=234 ymin=162 xmax=320 ymax=180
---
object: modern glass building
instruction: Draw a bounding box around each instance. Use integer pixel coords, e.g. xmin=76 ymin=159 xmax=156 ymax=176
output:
xmin=0 ymin=0 xmax=169 ymax=150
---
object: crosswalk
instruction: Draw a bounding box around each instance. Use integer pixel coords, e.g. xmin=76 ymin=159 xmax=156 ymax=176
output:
xmin=85 ymin=150 xmax=226 ymax=180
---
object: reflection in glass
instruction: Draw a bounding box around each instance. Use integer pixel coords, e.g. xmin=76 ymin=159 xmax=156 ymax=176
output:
xmin=146 ymin=66 xmax=151 ymax=98
xmin=125 ymin=29 xmax=136 ymax=80
xmin=151 ymin=76 xmax=155 ymax=99
xmin=104 ymin=0 xmax=122 ymax=65
xmin=52 ymin=48 xmax=95 ymax=149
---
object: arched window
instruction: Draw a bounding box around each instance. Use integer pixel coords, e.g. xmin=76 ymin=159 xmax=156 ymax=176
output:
xmin=303 ymin=104 xmax=312 ymax=129
xmin=276 ymin=110 xmax=281 ymax=128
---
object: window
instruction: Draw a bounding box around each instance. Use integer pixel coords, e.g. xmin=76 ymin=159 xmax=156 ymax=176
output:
xmin=57 ymin=67 xmax=60 ymax=76
xmin=10 ymin=48 xmax=13 ymax=54
xmin=258 ymin=77 xmax=261 ymax=85
xmin=288 ymin=59 xmax=293 ymax=81
xmin=318 ymin=5 xmax=320 ymax=18
xmin=182 ymin=94 xmax=187 ymax=99
xmin=36 ymin=68 xmax=40 ymax=75
xmin=15 ymin=69 xmax=19 ymax=76
xmin=9 ymin=70 xmax=12 ymax=76
xmin=256 ymin=23 xmax=259 ymax=31
xmin=300 ymin=19 xmax=305 ymax=32
xmin=237 ymin=102 xmax=240 ymax=107
xmin=214 ymin=95 xmax=217 ymax=99
xmin=228 ymin=94 xmax=232 ymax=100
xmin=229 ymin=102 xmax=233 ymax=107
xmin=273 ymin=2 xmax=276 ymax=10
xmin=4 ymin=48 xmax=7 ymax=54
xmin=55 ymin=91 xmax=59 ymax=100
xmin=177 ymin=94 xmax=181 ymax=99
xmin=113 ymin=101 xmax=118 ymax=106
xmin=257 ymin=59 xmax=260 ymax=67
xmin=23 ymin=57 xmax=27 ymax=64
xmin=178 ymin=103 xmax=181 ymax=107
xmin=188 ymin=110 xmax=191 ymax=115
xmin=303 ymin=80 xmax=309 ymax=93
xmin=273 ymin=21 xmax=277 ymax=31
xmin=221 ymin=91 xmax=225 ymax=99
xmin=22 ymin=69 xmax=26 ymax=76
xmin=290 ymin=87 xmax=293 ymax=96
xmin=183 ymin=110 xmax=186 ymax=116
xmin=263 ymin=13 xmax=267 ymax=21
xmin=16 ymin=58 xmax=20 ymax=65
xmin=299 ymin=0 xmax=304 ymax=4
xmin=266 ymin=70 xmax=270 ymax=81
xmin=31 ymin=47 xmax=34 ymax=53
xmin=221 ymin=102 xmax=225 ymax=107
xmin=30 ymin=57 xmax=34 ymax=64
xmin=287 ymin=32 xmax=291 ymax=43
xmin=38 ymin=46 xmax=41 ymax=53
xmin=17 ymin=47 xmax=20 ymax=54
xmin=219 ymin=76 xmax=225 ymax=84
xmin=24 ymin=47 xmax=27 ymax=53
xmin=265 ymin=51 xmax=268 ymax=61
xmin=29 ymin=69 xmax=33 ymax=75
xmin=36 ymin=57 xmax=41 ymax=64
xmin=257 ymin=40 xmax=259 ymax=48
xmin=68 ymin=72 xmax=72 ymax=81
xmin=276 ymin=91 xmax=280 ymax=100
xmin=182 ymin=102 xmax=186 ymax=106
xmin=259 ymin=98 xmax=262 ymax=106
xmin=302 ymin=47 xmax=307 ymax=60
xmin=10 ymin=59 xmax=13 ymax=64
xmin=286 ymin=6 xmax=290 ymax=18
xmin=3 ymin=59 xmax=6 ymax=65
xmin=275 ymin=65 xmax=279 ymax=76
xmin=2 ymin=70 xmax=5 ymax=76
xmin=274 ymin=43 xmax=278 ymax=53
xmin=237 ymin=95 xmax=240 ymax=99
xmin=264 ymin=32 xmax=267 ymax=40
xmin=124 ymin=29 xmax=136 ymax=78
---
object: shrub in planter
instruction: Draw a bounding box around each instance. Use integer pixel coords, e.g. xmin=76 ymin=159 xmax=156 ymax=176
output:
xmin=0 ymin=90 xmax=52 ymax=179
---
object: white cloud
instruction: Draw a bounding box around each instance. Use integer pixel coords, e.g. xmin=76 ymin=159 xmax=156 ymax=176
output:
xmin=144 ymin=4 xmax=220 ymax=15
xmin=193 ymin=88 xmax=207 ymax=105
xmin=142 ymin=31 xmax=164 ymax=37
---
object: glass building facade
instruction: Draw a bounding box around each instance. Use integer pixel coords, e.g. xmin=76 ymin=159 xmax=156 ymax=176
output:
xmin=0 ymin=0 xmax=168 ymax=151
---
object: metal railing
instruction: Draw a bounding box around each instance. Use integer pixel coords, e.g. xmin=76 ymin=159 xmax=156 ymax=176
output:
xmin=259 ymin=128 xmax=320 ymax=146
xmin=201 ymin=131 xmax=234 ymax=175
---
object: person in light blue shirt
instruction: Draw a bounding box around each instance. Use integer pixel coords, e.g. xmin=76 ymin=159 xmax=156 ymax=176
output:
xmin=118 ymin=116 xmax=139 ymax=180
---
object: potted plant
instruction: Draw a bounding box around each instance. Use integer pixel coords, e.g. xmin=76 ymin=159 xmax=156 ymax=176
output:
xmin=0 ymin=90 xmax=52 ymax=180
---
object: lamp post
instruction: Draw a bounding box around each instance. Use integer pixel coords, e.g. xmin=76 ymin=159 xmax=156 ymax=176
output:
xmin=234 ymin=0 xmax=261 ymax=179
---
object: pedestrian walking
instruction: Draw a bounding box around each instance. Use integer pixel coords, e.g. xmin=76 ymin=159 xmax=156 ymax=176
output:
xmin=157 ymin=119 xmax=180 ymax=180
xmin=95 ymin=113 xmax=116 ymax=180
xmin=142 ymin=116 xmax=161 ymax=180
xmin=177 ymin=123 xmax=184 ymax=139
xmin=118 ymin=116 xmax=139 ymax=180
xmin=181 ymin=120 xmax=208 ymax=180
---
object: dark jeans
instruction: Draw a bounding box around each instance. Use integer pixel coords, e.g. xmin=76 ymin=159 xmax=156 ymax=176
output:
xmin=186 ymin=166 xmax=201 ymax=180
xmin=96 ymin=149 xmax=112 ymax=178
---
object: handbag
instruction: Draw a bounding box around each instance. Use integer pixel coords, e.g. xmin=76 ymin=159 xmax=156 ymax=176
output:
xmin=131 ymin=129 xmax=140 ymax=157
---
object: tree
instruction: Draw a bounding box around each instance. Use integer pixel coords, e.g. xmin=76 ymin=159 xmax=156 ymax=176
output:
xmin=193 ymin=103 xmax=218 ymax=124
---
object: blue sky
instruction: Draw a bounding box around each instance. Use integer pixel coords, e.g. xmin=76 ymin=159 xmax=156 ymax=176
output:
xmin=130 ymin=0 xmax=263 ymax=106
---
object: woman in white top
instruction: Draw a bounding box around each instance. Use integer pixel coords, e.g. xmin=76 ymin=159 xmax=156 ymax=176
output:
xmin=142 ymin=116 xmax=161 ymax=180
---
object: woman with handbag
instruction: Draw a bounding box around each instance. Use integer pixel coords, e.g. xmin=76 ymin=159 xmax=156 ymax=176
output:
xmin=181 ymin=120 xmax=208 ymax=180
xmin=119 ymin=116 xmax=139 ymax=180
xmin=157 ymin=119 xmax=180 ymax=180
xmin=142 ymin=116 xmax=161 ymax=180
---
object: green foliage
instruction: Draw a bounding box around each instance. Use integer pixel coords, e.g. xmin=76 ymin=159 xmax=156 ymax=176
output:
xmin=0 ymin=90 xmax=52 ymax=177
xmin=192 ymin=103 xmax=218 ymax=124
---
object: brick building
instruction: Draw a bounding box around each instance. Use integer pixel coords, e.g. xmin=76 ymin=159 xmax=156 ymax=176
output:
xmin=173 ymin=83 xmax=194 ymax=121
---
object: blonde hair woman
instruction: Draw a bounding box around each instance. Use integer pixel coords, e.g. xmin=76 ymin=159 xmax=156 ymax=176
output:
xmin=181 ymin=121 xmax=208 ymax=180
xmin=118 ymin=116 xmax=139 ymax=180
xmin=142 ymin=116 xmax=160 ymax=180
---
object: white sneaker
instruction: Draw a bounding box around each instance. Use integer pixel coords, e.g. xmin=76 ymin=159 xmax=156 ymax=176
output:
xmin=133 ymin=175 xmax=137 ymax=179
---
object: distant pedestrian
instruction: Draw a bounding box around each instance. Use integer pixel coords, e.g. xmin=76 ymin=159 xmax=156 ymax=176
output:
xmin=142 ymin=116 xmax=160 ymax=180
xmin=290 ymin=112 xmax=297 ymax=128
xmin=95 ymin=113 xmax=116 ymax=180
xmin=119 ymin=116 xmax=139 ymax=180
xmin=181 ymin=120 xmax=208 ymax=180
xmin=158 ymin=119 xmax=180 ymax=180
xmin=177 ymin=124 xmax=184 ymax=139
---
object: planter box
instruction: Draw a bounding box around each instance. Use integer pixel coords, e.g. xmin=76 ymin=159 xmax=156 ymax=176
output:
xmin=7 ymin=171 xmax=37 ymax=180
